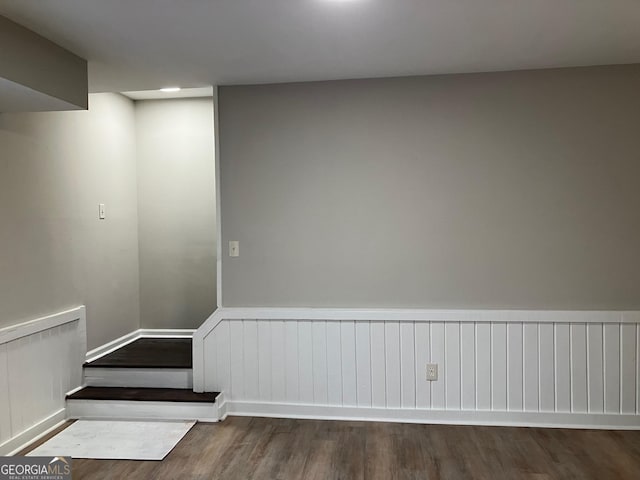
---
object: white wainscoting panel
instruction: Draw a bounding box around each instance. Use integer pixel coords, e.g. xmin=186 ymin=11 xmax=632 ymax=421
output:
xmin=0 ymin=307 xmax=86 ymax=454
xmin=194 ymin=308 xmax=640 ymax=429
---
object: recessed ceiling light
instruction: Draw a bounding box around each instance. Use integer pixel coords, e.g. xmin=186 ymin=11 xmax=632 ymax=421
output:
xmin=160 ymin=87 xmax=181 ymax=93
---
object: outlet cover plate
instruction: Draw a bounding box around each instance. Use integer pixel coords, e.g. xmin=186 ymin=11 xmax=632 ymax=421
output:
xmin=426 ymin=363 xmax=438 ymax=381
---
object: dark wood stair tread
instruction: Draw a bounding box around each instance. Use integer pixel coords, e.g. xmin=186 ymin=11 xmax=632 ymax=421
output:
xmin=67 ymin=387 xmax=219 ymax=403
xmin=85 ymin=338 xmax=192 ymax=369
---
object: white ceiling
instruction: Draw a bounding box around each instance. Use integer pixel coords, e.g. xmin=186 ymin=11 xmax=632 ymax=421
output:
xmin=0 ymin=0 xmax=639 ymax=93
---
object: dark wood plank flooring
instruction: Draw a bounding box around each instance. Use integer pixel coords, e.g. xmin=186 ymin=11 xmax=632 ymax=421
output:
xmin=67 ymin=386 xmax=219 ymax=403
xmin=85 ymin=338 xmax=192 ymax=369
xmin=22 ymin=417 xmax=640 ymax=479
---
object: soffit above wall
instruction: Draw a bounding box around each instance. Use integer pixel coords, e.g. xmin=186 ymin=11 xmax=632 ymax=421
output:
xmin=0 ymin=77 xmax=85 ymax=112
xmin=0 ymin=15 xmax=87 ymax=112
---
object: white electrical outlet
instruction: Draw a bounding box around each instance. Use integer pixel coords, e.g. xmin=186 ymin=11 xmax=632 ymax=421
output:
xmin=426 ymin=363 xmax=438 ymax=381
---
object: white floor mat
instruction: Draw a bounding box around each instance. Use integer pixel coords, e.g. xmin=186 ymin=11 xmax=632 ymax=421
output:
xmin=28 ymin=420 xmax=196 ymax=461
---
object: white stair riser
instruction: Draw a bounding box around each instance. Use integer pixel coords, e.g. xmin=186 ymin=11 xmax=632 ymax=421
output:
xmin=66 ymin=399 xmax=219 ymax=423
xmin=84 ymin=368 xmax=193 ymax=389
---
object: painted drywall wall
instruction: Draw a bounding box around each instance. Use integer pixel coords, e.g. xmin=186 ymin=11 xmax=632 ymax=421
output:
xmin=219 ymin=64 xmax=640 ymax=309
xmin=135 ymin=97 xmax=216 ymax=329
xmin=0 ymin=93 xmax=140 ymax=349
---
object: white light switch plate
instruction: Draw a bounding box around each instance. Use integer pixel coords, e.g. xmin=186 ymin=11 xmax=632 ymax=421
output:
xmin=229 ymin=241 xmax=239 ymax=257
xmin=98 ymin=203 xmax=106 ymax=220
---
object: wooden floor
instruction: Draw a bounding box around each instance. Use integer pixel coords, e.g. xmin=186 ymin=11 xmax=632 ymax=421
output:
xmin=24 ymin=417 xmax=640 ymax=479
xmin=85 ymin=338 xmax=192 ymax=368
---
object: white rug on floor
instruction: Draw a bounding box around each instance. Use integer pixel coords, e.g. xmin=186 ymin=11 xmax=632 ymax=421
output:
xmin=28 ymin=420 xmax=196 ymax=461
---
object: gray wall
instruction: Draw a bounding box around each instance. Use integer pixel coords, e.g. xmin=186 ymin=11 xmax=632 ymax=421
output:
xmin=135 ymin=98 xmax=217 ymax=329
xmin=219 ymin=64 xmax=640 ymax=309
xmin=0 ymin=93 xmax=140 ymax=349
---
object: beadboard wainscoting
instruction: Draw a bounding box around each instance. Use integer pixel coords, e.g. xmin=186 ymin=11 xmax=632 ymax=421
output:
xmin=193 ymin=308 xmax=640 ymax=429
xmin=0 ymin=307 xmax=86 ymax=455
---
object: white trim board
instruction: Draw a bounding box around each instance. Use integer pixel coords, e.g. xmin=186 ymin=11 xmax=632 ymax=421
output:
xmin=85 ymin=330 xmax=139 ymax=363
xmin=86 ymin=329 xmax=195 ymax=363
xmin=226 ymin=401 xmax=640 ymax=431
xmin=213 ymin=86 xmax=222 ymax=309
xmin=216 ymin=393 xmax=228 ymax=421
xmin=198 ymin=307 xmax=640 ymax=327
xmin=195 ymin=311 xmax=640 ymax=430
xmin=84 ymin=368 xmax=193 ymax=389
xmin=0 ymin=306 xmax=86 ymax=346
xmin=192 ymin=307 xmax=640 ymax=393
xmin=139 ymin=329 xmax=196 ymax=338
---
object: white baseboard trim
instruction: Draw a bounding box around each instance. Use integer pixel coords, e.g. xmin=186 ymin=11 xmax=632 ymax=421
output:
xmin=66 ymin=385 xmax=86 ymax=397
xmin=225 ymin=401 xmax=640 ymax=430
xmin=0 ymin=409 xmax=67 ymax=456
xmin=138 ymin=329 xmax=195 ymax=338
xmin=85 ymin=331 xmax=140 ymax=363
xmin=67 ymin=399 xmax=219 ymax=423
xmin=86 ymin=329 xmax=195 ymax=363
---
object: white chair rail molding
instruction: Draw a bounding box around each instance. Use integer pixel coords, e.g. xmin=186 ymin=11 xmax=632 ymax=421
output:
xmin=193 ymin=307 xmax=640 ymax=429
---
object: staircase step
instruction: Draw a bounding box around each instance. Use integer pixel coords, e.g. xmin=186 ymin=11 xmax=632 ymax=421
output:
xmin=67 ymin=387 xmax=218 ymax=403
xmin=85 ymin=338 xmax=192 ymax=369
xmin=66 ymin=387 xmax=222 ymax=422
